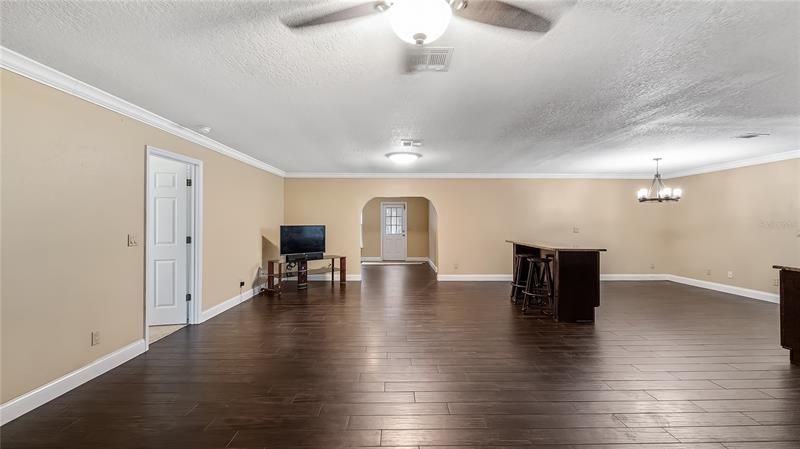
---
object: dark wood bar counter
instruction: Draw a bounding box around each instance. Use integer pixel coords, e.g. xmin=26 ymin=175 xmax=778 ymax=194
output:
xmin=507 ymin=240 xmax=606 ymax=323
xmin=774 ymin=265 xmax=800 ymax=365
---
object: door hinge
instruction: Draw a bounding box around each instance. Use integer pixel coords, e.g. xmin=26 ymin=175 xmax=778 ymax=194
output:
xmin=186 ymin=236 xmax=192 ymax=244
xmin=186 ymin=178 xmax=192 ymax=187
xmin=186 ymin=293 xmax=192 ymax=301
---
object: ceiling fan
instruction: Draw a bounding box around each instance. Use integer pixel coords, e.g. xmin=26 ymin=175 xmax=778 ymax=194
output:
xmin=282 ymin=0 xmax=553 ymax=46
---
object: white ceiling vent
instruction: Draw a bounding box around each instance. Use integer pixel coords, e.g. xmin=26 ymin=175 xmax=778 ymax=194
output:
xmin=407 ymin=47 xmax=454 ymax=72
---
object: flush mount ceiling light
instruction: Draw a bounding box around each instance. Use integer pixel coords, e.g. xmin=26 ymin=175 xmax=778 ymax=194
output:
xmin=637 ymin=158 xmax=682 ymax=203
xmin=389 ymin=0 xmax=453 ymax=45
xmin=386 ymin=151 xmax=422 ymax=164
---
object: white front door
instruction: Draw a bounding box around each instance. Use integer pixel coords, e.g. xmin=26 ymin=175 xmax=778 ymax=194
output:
xmin=381 ymin=202 xmax=407 ymax=261
xmin=147 ymin=155 xmax=190 ymax=325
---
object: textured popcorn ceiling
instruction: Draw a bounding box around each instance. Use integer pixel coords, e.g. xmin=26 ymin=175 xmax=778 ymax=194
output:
xmin=1 ymin=0 xmax=798 ymax=175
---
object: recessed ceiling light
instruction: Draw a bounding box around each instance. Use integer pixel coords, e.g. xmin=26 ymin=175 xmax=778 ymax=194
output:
xmin=735 ymin=132 xmax=769 ymax=139
xmin=194 ymin=125 xmax=212 ymax=134
xmin=386 ymin=152 xmax=422 ymax=164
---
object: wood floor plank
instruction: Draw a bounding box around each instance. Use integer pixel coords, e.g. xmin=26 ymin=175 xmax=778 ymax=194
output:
xmin=692 ymin=399 xmax=800 ymax=412
xmin=614 ymin=412 xmax=759 ymax=427
xmin=347 ymin=415 xmax=487 ymax=430
xmin=647 ymin=389 xmax=772 ymax=401
xmin=743 ymin=411 xmax=800 ymax=425
xmin=666 ymin=424 xmax=800 ymax=443
xmin=2 ymin=266 xmax=792 ymax=448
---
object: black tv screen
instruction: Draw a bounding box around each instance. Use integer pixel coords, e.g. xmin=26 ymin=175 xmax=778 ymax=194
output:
xmin=280 ymin=225 xmax=325 ymax=255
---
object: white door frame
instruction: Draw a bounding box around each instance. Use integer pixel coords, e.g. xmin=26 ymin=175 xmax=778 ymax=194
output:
xmin=380 ymin=201 xmax=408 ymax=261
xmin=145 ymin=146 xmax=203 ymax=350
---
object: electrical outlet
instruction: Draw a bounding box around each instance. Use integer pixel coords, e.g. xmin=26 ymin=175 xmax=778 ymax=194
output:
xmin=650 ymin=263 xmax=655 ymax=270
xmin=706 ymin=269 xmax=712 ymax=276
xmin=240 ymin=281 xmax=245 ymax=288
xmin=127 ymin=233 xmax=137 ymax=247
xmin=727 ymin=271 xmax=734 ymax=279
xmin=91 ymin=331 xmax=100 ymax=346
xmin=774 ymin=278 xmax=780 ymax=286
xmin=453 ymin=263 xmax=459 ymax=270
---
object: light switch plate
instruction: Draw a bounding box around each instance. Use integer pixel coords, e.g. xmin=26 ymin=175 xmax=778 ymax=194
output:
xmin=127 ymin=234 xmax=137 ymax=247
xmin=91 ymin=331 xmax=100 ymax=346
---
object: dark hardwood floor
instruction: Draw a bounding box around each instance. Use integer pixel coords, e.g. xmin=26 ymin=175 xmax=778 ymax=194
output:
xmin=3 ymin=264 xmax=799 ymax=448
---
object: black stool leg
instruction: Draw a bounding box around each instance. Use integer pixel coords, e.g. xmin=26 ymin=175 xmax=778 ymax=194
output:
xmin=542 ymin=261 xmax=554 ymax=315
xmin=510 ymin=256 xmax=520 ymax=303
xmin=521 ymin=262 xmax=536 ymax=312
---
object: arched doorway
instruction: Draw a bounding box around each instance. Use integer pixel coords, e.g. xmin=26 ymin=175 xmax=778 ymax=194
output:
xmin=360 ymin=196 xmax=439 ymax=276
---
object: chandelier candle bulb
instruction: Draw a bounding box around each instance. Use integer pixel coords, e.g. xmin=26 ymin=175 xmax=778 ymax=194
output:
xmin=637 ymin=158 xmax=682 ymax=203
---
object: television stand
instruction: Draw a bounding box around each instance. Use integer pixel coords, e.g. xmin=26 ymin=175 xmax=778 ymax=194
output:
xmin=263 ymin=255 xmax=346 ymax=295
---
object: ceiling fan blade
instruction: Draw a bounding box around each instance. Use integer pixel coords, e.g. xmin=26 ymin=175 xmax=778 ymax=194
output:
xmin=455 ymin=0 xmax=551 ymax=33
xmin=282 ymin=2 xmax=383 ymax=29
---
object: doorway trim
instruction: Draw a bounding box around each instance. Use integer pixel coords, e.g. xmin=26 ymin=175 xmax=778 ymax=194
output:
xmin=380 ymin=201 xmax=408 ymax=261
xmin=145 ymin=146 xmax=204 ymax=350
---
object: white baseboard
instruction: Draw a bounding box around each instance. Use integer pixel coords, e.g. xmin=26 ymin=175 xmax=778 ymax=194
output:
xmin=199 ymin=288 xmax=256 ymax=323
xmin=428 ymin=259 xmax=439 ymax=273
xmin=361 ymin=256 xmax=429 ymax=263
xmin=437 ymin=274 xmax=513 ymax=281
xmin=0 ymin=339 xmax=146 ymax=426
xmin=601 ymin=274 xmax=669 ymax=281
xmin=434 ymin=272 xmax=778 ymax=303
xmin=667 ymin=275 xmax=779 ymax=303
xmin=307 ymin=274 xmax=362 ymax=282
xmin=600 ymin=273 xmax=778 ymax=303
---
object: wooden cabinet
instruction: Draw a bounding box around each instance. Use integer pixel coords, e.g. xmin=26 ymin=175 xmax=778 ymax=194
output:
xmin=774 ymin=265 xmax=800 ymax=365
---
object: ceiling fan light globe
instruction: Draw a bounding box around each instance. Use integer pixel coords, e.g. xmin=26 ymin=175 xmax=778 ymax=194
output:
xmin=389 ymin=0 xmax=453 ymax=45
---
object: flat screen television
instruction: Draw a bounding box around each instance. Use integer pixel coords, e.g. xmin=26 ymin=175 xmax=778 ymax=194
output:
xmin=280 ymin=225 xmax=325 ymax=259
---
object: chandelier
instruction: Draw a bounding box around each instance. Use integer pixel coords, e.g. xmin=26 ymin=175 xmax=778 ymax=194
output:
xmin=637 ymin=158 xmax=682 ymax=202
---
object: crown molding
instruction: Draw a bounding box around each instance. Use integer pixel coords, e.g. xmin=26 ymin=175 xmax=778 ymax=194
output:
xmin=3 ymin=46 xmax=797 ymax=181
xmin=664 ymin=150 xmax=800 ymax=179
xmin=0 ymin=46 xmax=286 ymax=177
xmin=284 ymin=172 xmax=653 ymax=179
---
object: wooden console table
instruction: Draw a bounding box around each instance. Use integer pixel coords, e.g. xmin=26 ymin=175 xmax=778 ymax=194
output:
xmin=264 ymin=255 xmax=346 ymax=295
xmin=507 ymin=240 xmax=606 ymax=323
xmin=774 ymin=265 xmax=800 ymax=365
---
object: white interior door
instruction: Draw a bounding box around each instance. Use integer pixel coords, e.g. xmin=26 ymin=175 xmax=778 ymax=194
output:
xmin=381 ymin=202 xmax=407 ymax=261
xmin=147 ymin=155 xmax=190 ymax=325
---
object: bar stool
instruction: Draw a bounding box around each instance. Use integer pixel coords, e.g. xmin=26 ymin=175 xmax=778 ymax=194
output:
xmin=544 ymin=254 xmax=555 ymax=300
xmin=521 ymin=257 xmax=554 ymax=314
xmin=510 ymin=253 xmax=533 ymax=303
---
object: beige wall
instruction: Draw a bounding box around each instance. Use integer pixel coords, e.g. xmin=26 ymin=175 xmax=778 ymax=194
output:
xmin=3 ymin=66 xmax=798 ymax=412
xmin=429 ymin=201 xmax=438 ymax=268
xmin=285 ymin=178 xmax=670 ymax=277
xmin=361 ymin=197 xmax=430 ymax=259
xmin=1 ymin=70 xmax=284 ymax=402
xmin=665 ymin=159 xmax=800 ymax=293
